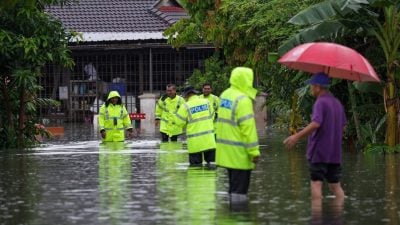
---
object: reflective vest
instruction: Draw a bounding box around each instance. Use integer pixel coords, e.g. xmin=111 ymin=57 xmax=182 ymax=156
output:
xmin=175 ymin=95 xmax=216 ymax=153
xmin=99 ymin=91 xmax=133 ymax=142
xmin=216 ymin=87 xmax=259 ymax=170
xmin=199 ymin=94 xmax=220 ymax=121
xmin=155 ymin=95 xmax=185 ymax=136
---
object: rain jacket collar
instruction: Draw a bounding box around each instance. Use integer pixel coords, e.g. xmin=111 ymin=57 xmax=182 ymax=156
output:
xmin=229 ymin=67 xmax=257 ymax=100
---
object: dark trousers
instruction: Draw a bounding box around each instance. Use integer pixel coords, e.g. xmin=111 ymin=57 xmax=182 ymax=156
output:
xmin=228 ymin=169 xmax=252 ymax=194
xmin=161 ymin=132 xmax=178 ymax=142
xmin=189 ymin=149 xmax=215 ymax=165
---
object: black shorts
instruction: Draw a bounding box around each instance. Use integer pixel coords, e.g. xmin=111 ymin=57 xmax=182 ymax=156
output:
xmin=309 ymin=162 xmax=342 ymax=183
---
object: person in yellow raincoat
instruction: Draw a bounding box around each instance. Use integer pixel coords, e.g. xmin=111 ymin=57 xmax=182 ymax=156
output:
xmin=216 ymin=67 xmax=260 ymax=197
xmin=155 ymin=84 xmax=185 ymax=142
xmin=199 ymin=83 xmax=220 ymax=124
xmin=174 ymin=86 xmax=216 ymax=166
xmin=99 ymin=91 xmax=133 ymax=142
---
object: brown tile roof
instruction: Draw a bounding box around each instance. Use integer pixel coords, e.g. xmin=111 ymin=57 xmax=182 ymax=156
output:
xmin=46 ymin=0 xmax=186 ymax=33
xmin=151 ymin=6 xmax=188 ymax=24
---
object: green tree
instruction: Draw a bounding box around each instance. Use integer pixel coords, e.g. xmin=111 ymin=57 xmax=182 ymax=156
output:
xmin=187 ymin=54 xmax=231 ymax=96
xmin=0 ymin=0 xmax=74 ymax=149
xmin=166 ymin=0 xmax=320 ymax=131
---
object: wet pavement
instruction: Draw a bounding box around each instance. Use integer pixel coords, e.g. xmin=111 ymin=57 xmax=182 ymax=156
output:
xmin=0 ymin=124 xmax=399 ymax=225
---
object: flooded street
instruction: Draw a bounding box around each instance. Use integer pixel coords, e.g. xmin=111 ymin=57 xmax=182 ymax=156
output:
xmin=0 ymin=124 xmax=399 ymax=225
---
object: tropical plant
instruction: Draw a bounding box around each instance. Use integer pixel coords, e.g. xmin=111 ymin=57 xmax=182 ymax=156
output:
xmin=278 ymin=0 xmax=400 ymax=148
xmin=187 ymin=54 xmax=231 ymax=96
xmin=166 ymin=0 xmax=321 ymax=129
xmin=0 ymin=0 xmax=74 ymax=149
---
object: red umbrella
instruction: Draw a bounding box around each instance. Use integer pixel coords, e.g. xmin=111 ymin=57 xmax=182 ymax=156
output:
xmin=278 ymin=42 xmax=380 ymax=82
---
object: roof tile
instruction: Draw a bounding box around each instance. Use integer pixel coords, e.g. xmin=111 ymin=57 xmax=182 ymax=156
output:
xmin=46 ymin=0 xmax=173 ymax=33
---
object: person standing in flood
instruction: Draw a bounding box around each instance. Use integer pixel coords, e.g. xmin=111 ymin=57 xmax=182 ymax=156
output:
xmin=199 ymin=83 xmax=220 ymax=124
xmin=283 ymin=72 xmax=346 ymax=201
xmin=216 ymin=67 xmax=260 ymax=198
xmin=99 ymin=91 xmax=133 ymax=142
xmin=174 ymin=86 xmax=216 ymax=166
xmin=155 ymin=84 xmax=185 ymax=142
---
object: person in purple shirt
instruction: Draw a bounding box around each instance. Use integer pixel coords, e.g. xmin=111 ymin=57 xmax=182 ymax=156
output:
xmin=284 ymin=72 xmax=347 ymax=201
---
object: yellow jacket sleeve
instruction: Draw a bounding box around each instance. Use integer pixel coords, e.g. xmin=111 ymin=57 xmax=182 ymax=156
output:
xmin=237 ymin=97 xmax=260 ymax=158
xmin=155 ymin=98 xmax=163 ymax=120
xmin=174 ymin=103 xmax=188 ymax=128
xmin=99 ymin=105 xmax=106 ymax=131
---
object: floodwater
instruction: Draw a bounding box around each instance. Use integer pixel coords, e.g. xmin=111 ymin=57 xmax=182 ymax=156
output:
xmin=0 ymin=124 xmax=399 ymax=225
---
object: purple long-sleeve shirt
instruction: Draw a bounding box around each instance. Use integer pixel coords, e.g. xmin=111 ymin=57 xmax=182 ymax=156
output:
xmin=307 ymin=92 xmax=347 ymax=164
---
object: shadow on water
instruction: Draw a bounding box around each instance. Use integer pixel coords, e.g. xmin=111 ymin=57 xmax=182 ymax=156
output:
xmin=0 ymin=124 xmax=399 ymax=224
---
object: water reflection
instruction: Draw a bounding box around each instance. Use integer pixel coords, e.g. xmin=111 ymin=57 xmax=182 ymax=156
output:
xmin=0 ymin=155 xmax=40 ymax=225
xmin=98 ymin=142 xmax=131 ymax=225
xmin=180 ymin=167 xmax=217 ymax=224
xmin=384 ymin=155 xmax=399 ymax=225
xmin=0 ymin=126 xmax=399 ymax=224
xmin=311 ymin=197 xmax=344 ymax=225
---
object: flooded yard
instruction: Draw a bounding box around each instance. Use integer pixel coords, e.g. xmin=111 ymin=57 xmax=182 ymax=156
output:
xmin=0 ymin=124 xmax=399 ymax=225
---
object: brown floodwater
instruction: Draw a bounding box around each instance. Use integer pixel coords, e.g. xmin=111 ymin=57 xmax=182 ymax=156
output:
xmin=0 ymin=124 xmax=399 ymax=225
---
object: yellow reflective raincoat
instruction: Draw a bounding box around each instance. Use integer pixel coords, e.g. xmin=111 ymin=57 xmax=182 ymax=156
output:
xmin=199 ymin=93 xmax=220 ymax=122
xmin=99 ymin=91 xmax=133 ymax=142
xmin=155 ymin=95 xmax=185 ymax=137
xmin=216 ymin=67 xmax=260 ymax=170
xmin=174 ymin=95 xmax=216 ymax=154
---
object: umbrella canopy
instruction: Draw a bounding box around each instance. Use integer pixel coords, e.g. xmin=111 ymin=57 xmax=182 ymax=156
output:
xmin=278 ymin=42 xmax=380 ymax=82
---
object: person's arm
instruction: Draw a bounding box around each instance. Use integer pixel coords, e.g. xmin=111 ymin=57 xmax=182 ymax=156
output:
xmin=155 ymin=97 xmax=163 ymax=126
xmin=283 ymin=121 xmax=320 ymax=149
xmin=174 ymin=103 xmax=188 ymax=128
xmin=284 ymin=98 xmax=324 ymax=149
xmin=214 ymin=95 xmax=220 ymax=120
xmin=122 ymin=106 xmax=134 ymax=138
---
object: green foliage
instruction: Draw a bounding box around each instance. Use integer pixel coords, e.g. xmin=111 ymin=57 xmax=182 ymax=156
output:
xmin=187 ymin=54 xmax=231 ymax=96
xmin=167 ymin=0 xmax=319 ymax=65
xmin=353 ymin=81 xmax=384 ymax=95
xmin=277 ymin=0 xmax=400 ymax=148
xmin=363 ymin=143 xmax=400 ymax=154
xmin=360 ymin=115 xmax=386 ymax=144
xmin=278 ymin=0 xmax=379 ymax=55
xmin=164 ymin=0 xmax=215 ymax=47
xmin=0 ymin=0 xmax=74 ymax=149
xmin=167 ymin=0 xmax=321 ymax=128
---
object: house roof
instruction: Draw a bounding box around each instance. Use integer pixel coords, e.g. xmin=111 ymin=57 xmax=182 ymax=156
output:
xmin=46 ymin=0 xmax=188 ymax=42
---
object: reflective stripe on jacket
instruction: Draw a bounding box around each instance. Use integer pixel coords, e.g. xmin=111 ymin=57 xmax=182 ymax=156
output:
xmin=199 ymin=94 xmax=220 ymax=120
xmin=175 ymin=95 xmax=216 ymax=153
xmin=155 ymin=95 xmax=185 ymax=136
xmin=99 ymin=91 xmax=132 ymax=142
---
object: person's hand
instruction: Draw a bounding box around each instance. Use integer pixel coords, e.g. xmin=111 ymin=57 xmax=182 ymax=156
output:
xmin=283 ymin=135 xmax=299 ymax=149
xmin=252 ymin=155 xmax=260 ymax=163
xmin=100 ymin=130 xmax=106 ymax=139
xmin=155 ymin=120 xmax=160 ymax=127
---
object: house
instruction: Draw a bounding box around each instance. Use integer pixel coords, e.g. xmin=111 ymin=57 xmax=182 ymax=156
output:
xmin=40 ymin=0 xmax=214 ymax=123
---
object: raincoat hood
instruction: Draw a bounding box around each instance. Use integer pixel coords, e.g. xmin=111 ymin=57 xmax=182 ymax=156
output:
xmin=229 ymin=67 xmax=257 ymax=100
xmin=107 ymin=91 xmax=121 ymax=101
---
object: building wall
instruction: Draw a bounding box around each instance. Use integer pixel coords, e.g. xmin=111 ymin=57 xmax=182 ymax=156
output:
xmin=39 ymin=47 xmax=214 ymax=123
